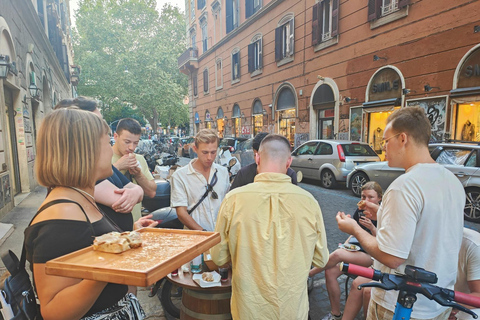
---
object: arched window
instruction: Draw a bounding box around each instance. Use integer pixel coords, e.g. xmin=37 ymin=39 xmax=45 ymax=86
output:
xmin=232 ymin=104 xmax=241 ymax=137
xmin=252 ymin=99 xmax=264 ymax=135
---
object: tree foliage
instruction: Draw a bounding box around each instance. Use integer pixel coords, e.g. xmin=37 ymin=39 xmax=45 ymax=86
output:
xmin=73 ymin=0 xmax=188 ymax=132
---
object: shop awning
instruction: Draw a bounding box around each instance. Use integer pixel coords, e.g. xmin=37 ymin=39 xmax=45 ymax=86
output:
xmin=253 ymin=100 xmax=263 ymax=115
xmin=277 ymin=87 xmax=296 ymax=111
xmin=312 ymin=84 xmax=335 ymax=110
xmin=363 ymin=98 xmax=401 ymax=108
xmin=450 ymin=87 xmax=480 ymax=97
xmin=217 ymin=107 xmax=224 ymax=119
xmin=232 ymin=104 xmax=241 ymax=118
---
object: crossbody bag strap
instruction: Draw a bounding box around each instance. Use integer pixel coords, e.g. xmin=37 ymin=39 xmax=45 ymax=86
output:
xmin=17 ymin=199 xmax=93 ymax=270
xmin=187 ymin=189 xmax=210 ymax=215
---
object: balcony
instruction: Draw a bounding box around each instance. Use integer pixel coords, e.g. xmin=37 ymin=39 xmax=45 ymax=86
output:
xmin=178 ymin=47 xmax=198 ymax=75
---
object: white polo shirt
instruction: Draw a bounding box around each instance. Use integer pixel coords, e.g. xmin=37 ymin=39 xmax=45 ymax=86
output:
xmin=170 ymin=160 xmax=230 ymax=231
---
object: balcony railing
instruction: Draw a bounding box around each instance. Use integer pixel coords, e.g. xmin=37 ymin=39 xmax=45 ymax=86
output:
xmin=178 ymin=47 xmax=199 ymax=74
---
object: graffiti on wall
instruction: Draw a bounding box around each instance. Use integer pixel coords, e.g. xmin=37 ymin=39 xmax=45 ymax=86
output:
xmin=294 ymin=133 xmax=309 ymax=149
xmin=407 ymin=97 xmax=447 ymax=142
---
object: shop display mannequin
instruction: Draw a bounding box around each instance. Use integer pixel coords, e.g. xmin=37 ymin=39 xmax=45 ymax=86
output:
xmin=461 ymin=120 xmax=475 ymax=141
xmin=373 ymin=127 xmax=384 ymax=154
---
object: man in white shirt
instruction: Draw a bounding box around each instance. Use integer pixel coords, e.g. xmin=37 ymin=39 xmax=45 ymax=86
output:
xmin=336 ymin=107 xmax=465 ymax=320
xmin=170 ymin=129 xmax=229 ymax=231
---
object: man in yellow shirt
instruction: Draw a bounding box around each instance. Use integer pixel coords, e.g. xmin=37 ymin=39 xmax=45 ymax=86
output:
xmin=211 ymin=134 xmax=329 ymax=320
xmin=112 ymin=118 xmax=157 ymax=221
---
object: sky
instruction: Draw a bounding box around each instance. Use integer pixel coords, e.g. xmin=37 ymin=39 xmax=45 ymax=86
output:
xmin=69 ymin=0 xmax=186 ymax=26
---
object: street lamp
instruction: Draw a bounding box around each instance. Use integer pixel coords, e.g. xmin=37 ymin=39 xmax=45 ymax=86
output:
xmin=29 ymin=83 xmax=39 ymax=98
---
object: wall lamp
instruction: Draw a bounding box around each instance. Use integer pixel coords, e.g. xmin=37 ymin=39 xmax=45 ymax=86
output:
xmin=262 ymin=109 xmax=268 ymax=116
xmin=402 ymin=88 xmax=416 ymax=95
xmin=344 ymin=97 xmax=358 ymax=103
xmin=373 ymin=55 xmax=387 ymax=61
xmin=0 ymin=55 xmax=11 ymax=79
xmin=29 ymin=83 xmax=40 ymax=98
xmin=317 ymin=75 xmax=325 ymax=80
xmin=424 ymin=84 xmax=440 ymax=92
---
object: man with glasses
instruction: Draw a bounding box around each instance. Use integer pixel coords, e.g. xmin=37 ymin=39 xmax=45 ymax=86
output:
xmin=336 ymin=107 xmax=465 ymax=320
xmin=170 ymin=129 xmax=230 ymax=231
xmin=212 ymin=134 xmax=329 ymax=319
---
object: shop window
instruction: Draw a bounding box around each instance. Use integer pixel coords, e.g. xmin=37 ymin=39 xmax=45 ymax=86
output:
xmin=245 ymin=0 xmax=261 ymax=19
xmin=203 ymin=68 xmax=209 ymax=93
xmin=248 ymin=35 xmax=262 ymax=75
xmin=368 ymin=0 xmax=409 ymax=28
xmin=454 ymin=103 xmax=480 ymax=141
xmin=279 ymin=109 xmax=296 ymax=148
xmin=275 ymin=14 xmax=294 ymax=65
xmin=215 ymin=59 xmax=223 ymax=90
xmin=312 ymin=0 xmax=339 ymax=48
xmin=226 ymin=0 xmax=239 ymax=34
xmin=231 ymin=49 xmax=240 ymax=83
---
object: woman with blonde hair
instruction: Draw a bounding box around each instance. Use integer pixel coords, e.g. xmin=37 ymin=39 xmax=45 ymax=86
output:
xmin=24 ymin=109 xmax=154 ymax=319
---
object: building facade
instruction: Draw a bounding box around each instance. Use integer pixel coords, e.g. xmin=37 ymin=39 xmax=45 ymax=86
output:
xmin=0 ymin=0 xmax=75 ymax=218
xmin=179 ymin=0 xmax=480 ymax=155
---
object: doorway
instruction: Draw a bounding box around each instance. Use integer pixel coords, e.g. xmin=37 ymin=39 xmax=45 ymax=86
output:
xmin=4 ymin=87 xmax=21 ymax=195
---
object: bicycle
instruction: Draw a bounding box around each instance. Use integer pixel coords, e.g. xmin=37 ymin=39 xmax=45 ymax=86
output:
xmin=341 ymin=263 xmax=480 ymax=320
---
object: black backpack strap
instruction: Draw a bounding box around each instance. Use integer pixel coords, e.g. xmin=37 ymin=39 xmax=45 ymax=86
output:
xmin=1 ymin=249 xmax=20 ymax=276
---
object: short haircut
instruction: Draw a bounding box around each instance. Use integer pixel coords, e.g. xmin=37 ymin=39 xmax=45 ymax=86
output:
xmin=36 ymin=109 xmax=110 ymax=189
xmin=195 ymin=129 xmax=219 ymax=147
xmin=386 ymin=107 xmax=431 ymax=146
xmin=54 ymin=99 xmax=75 ymax=109
xmin=252 ymin=132 xmax=269 ymax=151
xmin=116 ymin=118 xmax=142 ymax=135
xmin=258 ymin=134 xmax=291 ymax=160
xmin=361 ymin=181 xmax=383 ymax=198
xmin=54 ymin=96 xmax=98 ymax=112
xmin=72 ymin=96 xmax=98 ymax=112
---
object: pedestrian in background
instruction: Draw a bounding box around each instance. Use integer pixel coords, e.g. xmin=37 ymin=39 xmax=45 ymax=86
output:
xmin=212 ymin=134 xmax=329 ymax=320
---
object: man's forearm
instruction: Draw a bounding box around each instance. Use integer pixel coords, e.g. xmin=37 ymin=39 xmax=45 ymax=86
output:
xmin=124 ymin=183 xmax=144 ymax=202
xmin=133 ymin=174 xmax=157 ymax=198
xmin=176 ymin=206 xmax=204 ymax=230
xmin=353 ymin=226 xmax=405 ymax=269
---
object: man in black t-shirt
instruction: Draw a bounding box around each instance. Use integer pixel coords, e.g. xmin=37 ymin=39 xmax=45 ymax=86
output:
xmin=230 ymin=132 xmax=297 ymax=190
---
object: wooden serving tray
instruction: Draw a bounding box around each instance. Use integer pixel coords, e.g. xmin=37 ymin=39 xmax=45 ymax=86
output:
xmin=45 ymin=228 xmax=220 ymax=287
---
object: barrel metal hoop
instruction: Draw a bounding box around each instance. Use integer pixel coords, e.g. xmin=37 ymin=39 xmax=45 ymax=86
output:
xmin=183 ymin=288 xmax=232 ymax=300
xmin=181 ymin=304 xmax=232 ymax=320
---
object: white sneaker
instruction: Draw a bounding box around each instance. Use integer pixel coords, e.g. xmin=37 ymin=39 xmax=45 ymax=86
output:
xmin=321 ymin=312 xmax=342 ymax=320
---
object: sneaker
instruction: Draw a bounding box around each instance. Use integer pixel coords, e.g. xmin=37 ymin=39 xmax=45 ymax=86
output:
xmin=321 ymin=312 xmax=342 ymax=320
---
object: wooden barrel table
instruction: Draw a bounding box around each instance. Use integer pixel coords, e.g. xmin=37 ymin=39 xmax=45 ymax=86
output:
xmin=167 ymin=270 xmax=232 ymax=320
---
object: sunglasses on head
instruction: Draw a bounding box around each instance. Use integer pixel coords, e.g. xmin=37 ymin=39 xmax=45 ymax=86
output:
xmin=207 ymin=169 xmax=218 ymax=199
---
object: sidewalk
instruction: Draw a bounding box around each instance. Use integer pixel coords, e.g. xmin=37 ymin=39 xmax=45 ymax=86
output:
xmin=0 ymin=186 xmax=167 ymax=319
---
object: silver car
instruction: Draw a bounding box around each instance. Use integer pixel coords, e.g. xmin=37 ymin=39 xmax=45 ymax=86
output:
xmin=346 ymin=142 xmax=480 ymax=223
xmin=290 ymin=140 xmax=380 ymax=188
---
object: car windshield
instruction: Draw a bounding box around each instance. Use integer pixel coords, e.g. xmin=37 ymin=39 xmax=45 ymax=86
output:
xmin=219 ymin=139 xmax=235 ymax=147
xmin=340 ymin=144 xmax=378 ymax=157
xmin=436 ymin=148 xmax=472 ymax=165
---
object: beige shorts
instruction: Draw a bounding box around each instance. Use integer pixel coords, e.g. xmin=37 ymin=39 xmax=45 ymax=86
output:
xmin=366 ymin=299 xmax=451 ymax=320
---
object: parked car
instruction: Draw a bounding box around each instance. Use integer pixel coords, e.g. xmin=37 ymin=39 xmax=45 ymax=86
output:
xmin=346 ymin=141 xmax=480 ymax=223
xmin=290 ymin=140 xmax=380 ymax=189
xmin=232 ymin=138 xmax=254 ymax=167
xmin=219 ymin=137 xmax=247 ymax=153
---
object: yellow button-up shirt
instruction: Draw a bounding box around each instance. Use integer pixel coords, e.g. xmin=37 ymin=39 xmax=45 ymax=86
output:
xmin=211 ymin=172 xmax=329 ymax=320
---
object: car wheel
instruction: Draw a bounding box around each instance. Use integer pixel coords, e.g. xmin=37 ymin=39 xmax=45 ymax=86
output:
xmin=350 ymin=172 xmax=369 ymax=197
xmin=465 ymin=187 xmax=480 ymax=223
xmin=320 ymin=169 xmax=336 ymax=189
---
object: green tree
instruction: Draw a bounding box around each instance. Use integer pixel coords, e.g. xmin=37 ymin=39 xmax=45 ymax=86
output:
xmin=73 ymin=0 xmax=188 ymax=133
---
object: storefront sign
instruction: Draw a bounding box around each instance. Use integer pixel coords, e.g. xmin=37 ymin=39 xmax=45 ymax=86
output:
xmin=457 ymin=48 xmax=480 ymax=88
xmin=241 ymin=126 xmax=251 ymax=135
xmin=368 ymin=68 xmax=402 ymax=102
xmin=406 ymin=96 xmax=447 ymax=142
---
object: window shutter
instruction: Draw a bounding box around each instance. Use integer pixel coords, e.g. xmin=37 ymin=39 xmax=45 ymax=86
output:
xmin=248 ymin=43 xmax=255 ymax=73
xmin=398 ymin=0 xmax=410 ymax=8
xmin=289 ymin=18 xmax=295 ymax=56
xmin=246 ymin=0 xmax=253 ymax=19
xmin=203 ymin=69 xmax=208 ymax=92
xmin=312 ymin=3 xmax=319 ymax=46
xmin=367 ymin=0 xmax=377 ymax=21
xmin=258 ymin=40 xmax=263 ymax=69
xmin=275 ymin=26 xmax=282 ymax=62
xmin=193 ymin=76 xmax=198 ymax=96
xmin=331 ymin=0 xmax=339 ymax=37
xmin=226 ymin=0 xmax=234 ymax=33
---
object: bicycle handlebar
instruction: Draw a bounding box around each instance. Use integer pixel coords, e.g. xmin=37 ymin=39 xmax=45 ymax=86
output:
xmin=340 ymin=263 xmax=480 ymax=318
